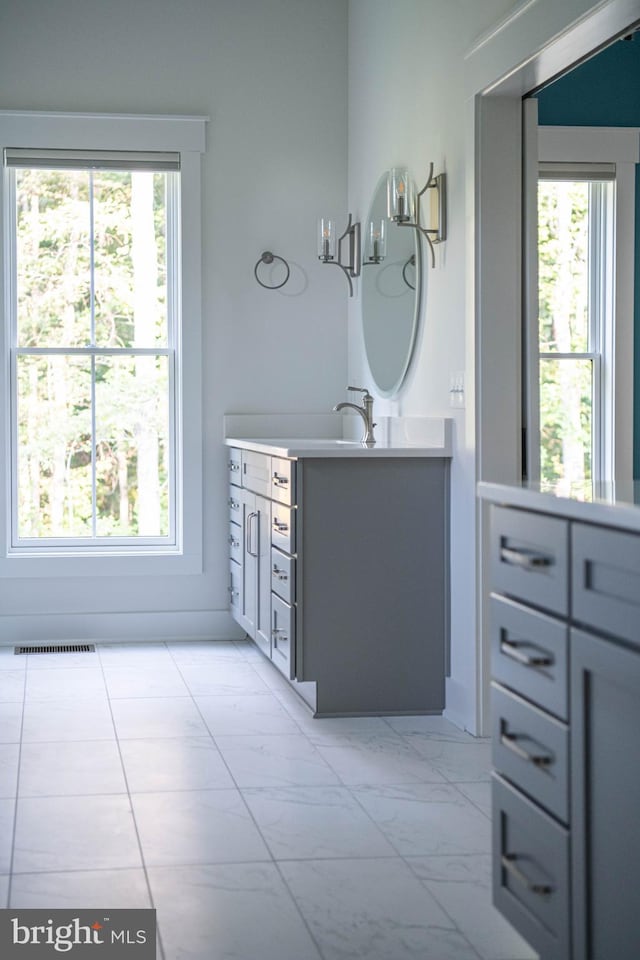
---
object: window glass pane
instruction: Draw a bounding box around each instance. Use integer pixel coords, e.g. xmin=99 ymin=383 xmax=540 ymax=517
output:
xmin=95 ymin=355 xmax=170 ymax=537
xmin=17 ymin=356 xmax=92 ymax=536
xmin=16 ymin=170 xmax=91 ymax=347
xmin=539 ymin=357 xmax=593 ymax=498
xmin=94 ymin=171 xmax=168 ymax=348
xmin=538 ymin=180 xmax=589 ymax=353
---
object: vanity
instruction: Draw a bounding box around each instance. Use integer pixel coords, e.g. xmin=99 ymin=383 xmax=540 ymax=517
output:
xmin=479 ymin=482 xmax=640 ymax=960
xmin=226 ymin=430 xmax=451 ymax=716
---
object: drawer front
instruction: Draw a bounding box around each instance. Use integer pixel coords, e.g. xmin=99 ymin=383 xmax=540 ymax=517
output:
xmin=228 ymin=522 xmax=242 ymax=564
xmin=490 ymin=595 xmax=568 ymax=720
xmin=241 ymin=450 xmax=272 ymax=498
xmin=271 ymin=503 xmax=296 ymax=554
xmin=229 ymin=560 xmax=243 ymax=621
xmin=491 ymin=506 xmax=568 ymax=616
xmin=228 ymin=447 xmax=242 ymax=486
xmin=271 ymin=593 xmax=295 ymax=680
xmin=271 ymin=456 xmax=295 ymax=505
xmin=492 ymin=682 xmax=569 ymax=824
xmin=271 ymin=547 xmax=295 ymax=605
xmin=492 ymin=773 xmax=570 ymax=960
xmin=228 ymin=489 xmax=242 ymax=524
xmin=572 ymin=522 xmax=640 ymax=648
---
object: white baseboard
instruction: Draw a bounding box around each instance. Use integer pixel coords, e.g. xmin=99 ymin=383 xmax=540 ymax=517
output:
xmin=0 ymin=610 xmax=245 ymax=645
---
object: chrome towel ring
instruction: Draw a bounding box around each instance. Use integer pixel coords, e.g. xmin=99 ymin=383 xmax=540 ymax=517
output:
xmin=254 ymin=250 xmax=290 ymax=290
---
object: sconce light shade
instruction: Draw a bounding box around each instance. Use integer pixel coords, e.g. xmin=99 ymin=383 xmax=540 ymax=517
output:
xmin=365 ymin=219 xmax=387 ymax=263
xmin=387 ymin=167 xmax=413 ymax=223
xmin=386 ymin=163 xmax=446 ymax=268
xmin=317 ymin=217 xmax=336 ymax=261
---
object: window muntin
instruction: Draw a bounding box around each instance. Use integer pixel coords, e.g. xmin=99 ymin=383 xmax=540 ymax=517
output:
xmin=6 ymin=154 xmax=179 ymax=548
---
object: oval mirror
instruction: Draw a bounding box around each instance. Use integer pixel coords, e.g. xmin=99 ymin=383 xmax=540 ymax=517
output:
xmin=361 ymin=171 xmax=422 ymax=397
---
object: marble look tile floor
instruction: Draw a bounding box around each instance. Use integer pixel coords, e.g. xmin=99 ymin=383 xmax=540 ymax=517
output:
xmin=0 ymin=640 xmax=537 ymax=960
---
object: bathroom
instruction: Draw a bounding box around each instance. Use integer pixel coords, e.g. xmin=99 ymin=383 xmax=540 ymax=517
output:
xmin=0 ymin=1 xmax=638 ymax=958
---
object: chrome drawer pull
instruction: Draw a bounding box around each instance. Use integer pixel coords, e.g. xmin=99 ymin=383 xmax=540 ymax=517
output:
xmin=273 ymin=472 xmax=289 ymax=487
xmin=272 ymin=627 xmax=288 ymax=639
xmin=272 ymin=566 xmax=288 ymax=581
xmin=273 ymin=519 xmax=289 ymax=532
xmin=500 ymin=546 xmax=553 ymax=570
xmin=500 ymin=732 xmax=552 ymax=767
xmin=228 ymin=461 xmax=240 ymax=472
xmin=500 ymin=639 xmax=553 ymax=668
xmin=228 ymin=535 xmax=240 ymax=548
xmin=501 ymin=854 xmax=553 ymax=897
xmin=227 ymin=586 xmax=239 ymax=599
xmin=228 ymin=498 xmax=240 ymax=510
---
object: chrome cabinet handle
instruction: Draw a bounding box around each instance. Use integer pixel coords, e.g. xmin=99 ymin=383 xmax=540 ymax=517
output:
xmin=273 ymin=472 xmax=289 ymax=488
xmin=228 ymin=461 xmax=240 ymax=472
xmin=273 ymin=518 xmax=289 ymax=532
xmin=500 ymin=731 xmax=552 ymax=767
xmin=227 ymin=586 xmax=239 ymax=599
xmin=272 ymin=566 xmax=288 ymax=581
xmin=246 ymin=511 xmax=258 ymax=557
xmin=228 ymin=534 xmax=240 ymax=548
xmin=500 ymin=638 xmax=553 ymax=668
xmin=500 ymin=546 xmax=553 ymax=570
xmin=228 ymin=497 xmax=240 ymax=510
xmin=501 ymin=854 xmax=553 ymax=896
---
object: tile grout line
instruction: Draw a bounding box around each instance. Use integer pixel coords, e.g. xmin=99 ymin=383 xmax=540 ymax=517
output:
xmin=97 ymin=641 xmax=167 ymax=960
xmin=5 ymin=654 xmax=29 ymax=907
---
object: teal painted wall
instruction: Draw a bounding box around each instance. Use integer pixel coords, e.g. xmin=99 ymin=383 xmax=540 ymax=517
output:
xmin=535 ymin=34 xmax=640 ymax=477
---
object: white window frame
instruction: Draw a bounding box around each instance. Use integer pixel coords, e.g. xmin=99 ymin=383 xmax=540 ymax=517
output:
xmin=536 ymin=165 xmax=614 ymax=492
xmin=0 ymin=111 xmax=206 ymax=578
xmin=527 ymin=124 xmax=639 ymax=500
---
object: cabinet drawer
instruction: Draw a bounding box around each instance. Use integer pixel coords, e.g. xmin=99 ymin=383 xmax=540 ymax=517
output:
xmin=492 ymin=773 xmax=569 ymax=960
xmin=271 ymin=593 xmax=295 ymax=680
xmin=271 ymin=503 xmax=296 ymax=554
xmin=490 ymin=595 xmax=568 ymax=721
xmin=492 ymin=682 xmax=568 ymax=824
xmin=491 ymin=506 xmax=568 ymax=616
xmin=241 ymin=450 xmax=272 ymax=498
xmin=572 ymin=522 xmax=640 ymax=648
xmin=228 ymin=522 xmax=242 ymax=564
xmin=228 ymin=489 xmax=242 ymax=524
xmin=271 ymin=456 xmax=295 ymax=505
xmin=229 ymin=560 xmax=243 ymax=619
xmin=271 ymin=547 xmax=295 ymax=605
xmin=228 ymin=447 xmax=242 ymax=486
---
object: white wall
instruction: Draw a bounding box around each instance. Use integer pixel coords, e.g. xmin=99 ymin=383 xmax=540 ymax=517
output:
xmin=347 ymin=0 xmax=520 ymax=732
xmin=0 ymin=0 xmax=348 ymax=640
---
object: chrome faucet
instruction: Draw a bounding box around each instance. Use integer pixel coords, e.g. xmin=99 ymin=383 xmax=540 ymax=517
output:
xmin=333 ymin=386 xmax=377 ymax=446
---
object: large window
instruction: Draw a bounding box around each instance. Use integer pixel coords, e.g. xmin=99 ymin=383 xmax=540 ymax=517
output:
xmin=5 ymin=151 xmax=179 ymax=548
xmin=0 ymin=112 xmax=205 ymax=574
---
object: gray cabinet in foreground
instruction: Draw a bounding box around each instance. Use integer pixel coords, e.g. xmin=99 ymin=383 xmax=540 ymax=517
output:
xmin=487 ymin=498 xmax=640 ymax=960
xmin=228 ymin=446 xmax=450 ymax=716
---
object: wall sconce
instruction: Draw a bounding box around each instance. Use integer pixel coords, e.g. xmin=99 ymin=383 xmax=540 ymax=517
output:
xmin=317 ymin=215 xmax=361 ymax=296
xmin=387 ymin=164 xmax=446 ymax=267
xmin=364 ymin=219 xmax=387 ymax=264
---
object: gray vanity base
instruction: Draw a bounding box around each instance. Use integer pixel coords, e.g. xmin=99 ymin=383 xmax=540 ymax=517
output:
xmin=228 ymin=443 xmax=449 ymax=717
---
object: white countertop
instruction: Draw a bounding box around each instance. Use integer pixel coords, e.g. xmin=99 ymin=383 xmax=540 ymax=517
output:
xmin=225 ymin=436 xmax=451 ymax=458
xmin=478 ymin=481 xmax=640 ymax=534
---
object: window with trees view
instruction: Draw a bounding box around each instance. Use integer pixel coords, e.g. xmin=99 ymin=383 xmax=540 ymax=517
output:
xmin=536 ymin=168 xmax=614 ymax=499
xmin=5 ymin=150 xmax=179 ymax=547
